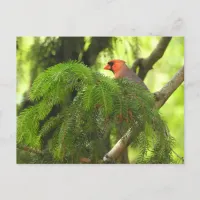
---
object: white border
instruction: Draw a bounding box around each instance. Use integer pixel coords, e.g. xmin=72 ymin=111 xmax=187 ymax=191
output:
xmin=1 ymin=0 xmax=200 ymax=199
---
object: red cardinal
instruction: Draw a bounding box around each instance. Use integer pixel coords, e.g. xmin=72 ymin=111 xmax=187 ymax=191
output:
xmin=104 ymin=59 xmax=148 ymax=90
xmin=104 ymin=59 xmax=149 ymax=123
xmin=103 ymin=60 xmax=151 ymax=163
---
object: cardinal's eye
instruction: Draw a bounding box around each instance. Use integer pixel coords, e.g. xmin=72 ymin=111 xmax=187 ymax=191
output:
xmin=108 ymin=61 xmax=114 ymax=67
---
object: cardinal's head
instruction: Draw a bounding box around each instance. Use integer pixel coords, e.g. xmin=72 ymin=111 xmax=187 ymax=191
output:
xmin=103 ymin=59 xmax=131 ymax=80
xmin=104 ymin=59 xmax=127 ymax=74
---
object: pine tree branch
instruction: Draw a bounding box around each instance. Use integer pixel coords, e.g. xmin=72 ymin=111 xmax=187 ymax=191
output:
xmin=103 ymin=65 xmax=184 ymax=163
xmin=132 ymin=37 xmax=172 ymax=80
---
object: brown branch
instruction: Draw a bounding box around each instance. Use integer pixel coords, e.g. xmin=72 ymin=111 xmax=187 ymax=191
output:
xmin=132 ymin=37 xmax=172 ymax=80
xmin=154 ymin=66 xmax=184 ymax=109
xmin=82 ymin=37 xmax=112 ymax=66
xmin=103 ymin=65 xmax=184 ymax=163
xmin=17 ymin=145 xmax=44 ymax=155
xmin=103 ymin=129 xmax=131 ymax=163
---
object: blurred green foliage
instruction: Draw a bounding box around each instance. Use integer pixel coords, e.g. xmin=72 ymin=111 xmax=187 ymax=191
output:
xmin=17 ymin=36 xmax=184 ymax=163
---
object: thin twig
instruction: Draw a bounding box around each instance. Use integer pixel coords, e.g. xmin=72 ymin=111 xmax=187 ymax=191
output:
xmin=171 ymin=149 xmax=184 ymax=162
xmin=17 ymin=145 xmax=44 ymax=155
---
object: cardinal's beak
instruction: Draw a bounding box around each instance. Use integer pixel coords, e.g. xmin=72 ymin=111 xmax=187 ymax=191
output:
xmin=104 ymin=64 xmax=110 ymax=70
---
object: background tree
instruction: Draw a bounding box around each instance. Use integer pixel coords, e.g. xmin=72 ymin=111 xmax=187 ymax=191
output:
xmin=16 ymin=36 xmax=184 ymax=164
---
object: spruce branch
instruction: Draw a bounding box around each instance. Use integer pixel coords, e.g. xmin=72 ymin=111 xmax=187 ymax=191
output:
xmin=103 ymin=65 xmax=184 ymax=163
xmin=17 ymin=60 xmax=182 ymax=164
xmin=132 ymin=37 xmax=172 ymax=80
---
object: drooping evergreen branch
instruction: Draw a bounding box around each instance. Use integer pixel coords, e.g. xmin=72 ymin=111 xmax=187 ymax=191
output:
xmin=103 ymin=65 xmax=184 ymax=163
xmin=17 ymin=60 xmax=178 ymax=164
xmin=132 ymin=37 xmax=172 ymax=80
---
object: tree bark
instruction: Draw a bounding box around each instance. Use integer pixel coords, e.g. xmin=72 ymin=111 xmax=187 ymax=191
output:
xmin=132 ymin=37 xmax=172 ymax=80
xmin=154 ymin=66 xmax=184 ymax=109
